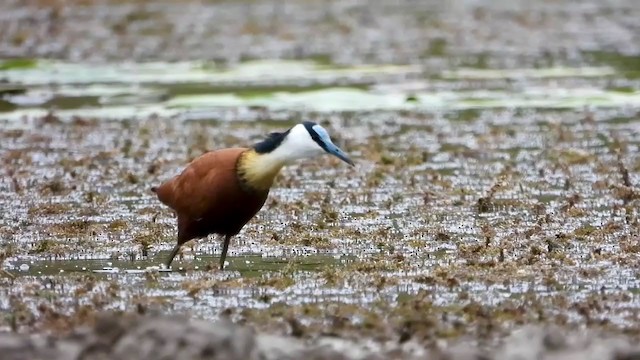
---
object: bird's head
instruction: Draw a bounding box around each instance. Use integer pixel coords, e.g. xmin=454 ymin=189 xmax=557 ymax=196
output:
xmin=253 ymin=121 xmax=355 ymax=166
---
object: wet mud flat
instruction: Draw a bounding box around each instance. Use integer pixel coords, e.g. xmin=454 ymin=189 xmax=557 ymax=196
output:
xmin=1 ymin=84 xmax=639 ymax=352
xmin=1 ymin=0 xmax=640 ymax=357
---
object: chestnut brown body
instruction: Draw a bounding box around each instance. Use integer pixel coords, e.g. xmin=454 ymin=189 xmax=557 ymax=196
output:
xmin=153 ymin=147 xmax=270 ymax=269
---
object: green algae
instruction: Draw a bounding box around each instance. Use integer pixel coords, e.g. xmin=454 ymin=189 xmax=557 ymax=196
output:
xmin=584 ymin=51 xmax=640 ymax=78
xmin=0 ymin=58 xmax=38 ymax=71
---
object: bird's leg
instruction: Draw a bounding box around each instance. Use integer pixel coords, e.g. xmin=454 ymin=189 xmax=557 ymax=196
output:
xmin=220 ymin=235 xmax=231 ymax=270
xmin=165 ymin=242 xmax=182 ymax=269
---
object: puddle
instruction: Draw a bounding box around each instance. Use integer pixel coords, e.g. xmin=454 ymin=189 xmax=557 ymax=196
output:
xmin=7 ymin=253 xmax=347 ymax=277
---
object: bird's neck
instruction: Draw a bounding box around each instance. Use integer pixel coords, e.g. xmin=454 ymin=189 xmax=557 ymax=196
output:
xmin=237 ymin=149 xmax=287 ymax=191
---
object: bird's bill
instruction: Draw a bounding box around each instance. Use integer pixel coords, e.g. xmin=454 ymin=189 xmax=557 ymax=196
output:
xmin=325 ymin=143 xmax=355 ymax=166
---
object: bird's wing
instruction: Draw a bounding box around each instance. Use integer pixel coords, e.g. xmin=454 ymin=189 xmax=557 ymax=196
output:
xmin=156 ymin=148 xmax=247 ymax=220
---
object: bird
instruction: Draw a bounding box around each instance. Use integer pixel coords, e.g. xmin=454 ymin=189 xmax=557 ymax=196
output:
xmin=151 ymin=121 xmax=354 ymax=271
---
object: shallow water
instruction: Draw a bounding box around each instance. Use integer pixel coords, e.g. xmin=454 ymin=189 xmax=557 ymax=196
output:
xmin=2 ymin=59 xmax=640 ymax=120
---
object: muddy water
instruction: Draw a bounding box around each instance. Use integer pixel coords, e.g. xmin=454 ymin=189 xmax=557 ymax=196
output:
xmin=1 ymin=0 xmax=640 ymax=346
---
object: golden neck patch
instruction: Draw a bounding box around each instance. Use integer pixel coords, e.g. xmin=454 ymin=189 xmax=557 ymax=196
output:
xmin=237 ymin=149 xmax=286 ymax=191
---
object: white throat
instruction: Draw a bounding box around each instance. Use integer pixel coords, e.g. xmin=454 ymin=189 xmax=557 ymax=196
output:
xmin=265 ymin=124 xmax=324 ymax=165
xmin=238 ymin=124 xmax=325 ymax=190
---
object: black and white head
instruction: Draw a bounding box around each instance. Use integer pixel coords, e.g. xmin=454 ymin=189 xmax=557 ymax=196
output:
xmin=253 ymin=121 xmax=354 ymax=166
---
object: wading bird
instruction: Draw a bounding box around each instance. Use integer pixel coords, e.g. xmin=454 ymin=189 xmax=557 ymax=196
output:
xmin=152 ymin=121 xmax=354 ymax=270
